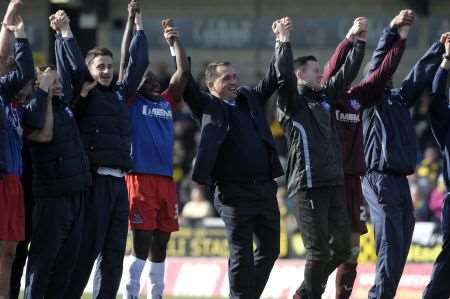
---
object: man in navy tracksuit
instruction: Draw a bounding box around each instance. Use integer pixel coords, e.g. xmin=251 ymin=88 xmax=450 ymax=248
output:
xmin=362 ymin=16 xmax=446 ymax=299
xmin=423 ymin=33 xmax=450 ymax=299
xmin=321 ymin=11 xmax=411 ymax=299
xmin=51 ymin=9 xmax=149 ymax=298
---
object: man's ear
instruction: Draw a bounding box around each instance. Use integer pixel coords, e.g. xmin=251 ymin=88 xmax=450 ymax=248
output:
xmin=207 ymin=80 xmax=215 ymax=91
xmin=295 ymin=69 xmax=303 ymax=81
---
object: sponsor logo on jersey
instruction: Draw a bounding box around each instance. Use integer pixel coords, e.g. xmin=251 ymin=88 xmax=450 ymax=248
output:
xmin=142 ymin=105 xmax=173 ymax=120
xmin=335 ymin=109 xmax=360 ymax=123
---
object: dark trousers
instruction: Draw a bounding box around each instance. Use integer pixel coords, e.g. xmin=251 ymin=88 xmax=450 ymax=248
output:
xmin=423 ymin=195 xmax=450 ymax=299
xmin=292 ymin=185 xmax=351 ymax=299
xmin=214 ymin=180 xmax=280 ymax=299
xmin=9 ymin=183 xmax=34 ymax=299
xmin=65 ymin=173 xmax=128 ymax=299
xmin=24 ymin=192 xmax=84 ymax=299
xmin=362 ymin=172 xmax=415 ymax=299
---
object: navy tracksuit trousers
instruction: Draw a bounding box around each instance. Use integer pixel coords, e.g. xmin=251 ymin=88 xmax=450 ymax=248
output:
xmin=423 ymin=195 xmax=450 ymax=299
xmin=362 ymin=172 xmax=415 ymax=299
xmin=25 ymin=192 xmax=84 ymax=299
xmin=65 ymin=173 xmax=128 ymax=299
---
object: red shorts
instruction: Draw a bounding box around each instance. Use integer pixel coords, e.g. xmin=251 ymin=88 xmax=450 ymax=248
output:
xmin=126 ymin=174 xmax=179 ymax=232
xmin=344 ymin=175 xmax=368 ymax=235
xmin=0 ymin=174 xmax=25 ymax=241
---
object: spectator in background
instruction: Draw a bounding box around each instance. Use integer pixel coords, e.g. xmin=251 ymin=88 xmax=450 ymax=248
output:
xmin=416 ymin=146 xmax=441 ymax=220
xmin=417 ymin=146 xmax=441 ymax=188
xmin=429 ymin=175 xmax=446 ymax=225
xmin=181 ymin=186 xmax=215 ymax=222
xmin=413 ymin=91 xmax=437 ymax=156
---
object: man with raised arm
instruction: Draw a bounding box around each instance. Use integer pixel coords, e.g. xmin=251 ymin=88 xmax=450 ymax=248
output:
xmin=50 ymin=6 xmax=149 ymax=298
xmin=319 ymin=11 xmax=412 ymax=299
xmin=23 ymin=63 xmax=92 ymax=298
xmin=120 ymin=4 xmax=189 ymax=299
xmin=423 ymin=33 xmax=450 ymax=299
xmin=275 ymin=17 xmax=367 ymax=299
xmin=0 ymin=6 xmax=36 ymax=297
xmin=360 ymin=9 xmax=449 ymax=299
xmin=181 ymin=18 xmax=286 ymax=299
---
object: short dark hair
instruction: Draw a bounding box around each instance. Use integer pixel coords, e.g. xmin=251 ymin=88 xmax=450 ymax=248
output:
xmin=204 ymin=61 xmax=232 ymax=82
xmin=35 ymin=64 xmax=57 ymax=75
xmin=294 ymin=55 xmax=317 ymax=72
xmin=85 ymin=47 xmax=113 ymax=66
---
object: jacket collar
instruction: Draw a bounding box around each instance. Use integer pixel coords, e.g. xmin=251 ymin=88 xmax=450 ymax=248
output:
xmin=297 ymin=84 xmax=323 ymax=102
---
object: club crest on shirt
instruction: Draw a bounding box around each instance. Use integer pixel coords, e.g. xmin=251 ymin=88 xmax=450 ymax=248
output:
xmin=350 ymin=99 xmax=361 ymax=111
xmin=131 ymin=212 xmax=143 ymax=224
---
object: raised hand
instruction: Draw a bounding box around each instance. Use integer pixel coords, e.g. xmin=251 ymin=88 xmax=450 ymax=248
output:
xmin=49 ymin=14 xmax=58 ymax=32
xmin=396 ymin=10 xmax=415 ymax=39
xmin=162 ymin=18 xmax=177 ymax=46
xmin=3 ymin=0 xmax=23 ymax=26
xmin=80 ymin=80 xmax=97 ymax=98
xmin=162 ymin=18 xmax=174 ymax=30
xmin=346 ymin=17 xmax=368 ymax=40
xmin=390 ymin=9 xmax=415 ymax=29
xmin=6 ymin=15 xmax=25 ymax=38
xmin=55 ymin=10 xmax=70 ymax=31
xmin=128 ymin=0 xmax=140 ymax=17
xmin=272 ymin=17 xmax=292 ymax=42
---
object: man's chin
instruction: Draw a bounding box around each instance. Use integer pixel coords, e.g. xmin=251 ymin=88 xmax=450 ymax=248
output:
xmin=99 ymin=79 xmax=112 ymax=87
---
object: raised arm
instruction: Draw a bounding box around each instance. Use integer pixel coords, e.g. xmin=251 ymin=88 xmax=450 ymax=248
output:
xmin=323 ymin=38 xmax=366 ymax=103
xmin=121 ymin=11 xmax=150 ymax=98
xmin=0 ymin=0 xmax=22 ymax=62
xmin=51 ymin=10 xmax=89 ymax=103
xmin=400 ymin=32 xmax=447 ymax=107
xmin=273 ymin=18 xmax=300 ymax=114
xmin=349 ymin=28 xmax=407 ymax=108
xmin=182 ymin=72 xmax=212 ymax=120
xmin=25 ymin=69 xmax=56 ymax=143
xmin=429 ymin=40 xmax=450 ymax=146
xmin=365 ymin=10 xmax=414 ymax=77
xmin=252 ymin=18 xmax=292 ymax=106
xmin=118 ymin=0 xmax=138 ymax=82
xmin=321 ymin=17 xmax=367 ymax=84
xmin=162 ymin=19 xmax=189 ymax=103
xmin=0 ymin=16 xmax=34 ymax=104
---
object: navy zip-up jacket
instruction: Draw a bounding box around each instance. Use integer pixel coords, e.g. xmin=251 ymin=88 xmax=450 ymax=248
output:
xmin=183 ymin=50 xmax=283 ymax=186
xmin=0 ymin=38 xmax=35 ymax=177
xmin=56 ymin=31 xmax=149 ymax=171
xmin=363 ymin=28 xmax=445 ymax=175
xmin=429 ymin=66 xmax=450 ymax=190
